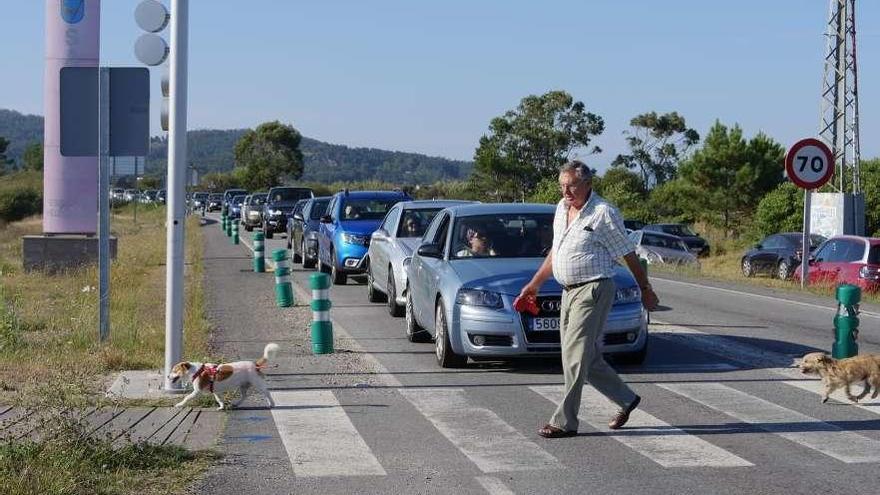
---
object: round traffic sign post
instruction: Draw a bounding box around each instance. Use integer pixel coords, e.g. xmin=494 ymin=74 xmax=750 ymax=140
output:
xmin=786 ymin=138 xmax=835 ymax=291
xmin=785 ymin=138 xmax=834 ymax=190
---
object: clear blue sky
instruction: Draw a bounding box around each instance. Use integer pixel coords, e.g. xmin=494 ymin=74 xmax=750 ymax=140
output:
xmin=2 ymin=0 xmax=879 ymax=172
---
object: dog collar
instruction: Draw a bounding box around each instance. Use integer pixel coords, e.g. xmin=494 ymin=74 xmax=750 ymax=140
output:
xmin=193 ymin=364 xmax=218 ymax=392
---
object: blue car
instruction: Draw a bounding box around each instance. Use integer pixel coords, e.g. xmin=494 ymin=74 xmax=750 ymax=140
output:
xmin=317 ymin=189 xmax=412 ymax=284
xmin=228 ymin=194 xmax=247 ymax=220
xmin=288 ymin=196 xmax=331 ymax=269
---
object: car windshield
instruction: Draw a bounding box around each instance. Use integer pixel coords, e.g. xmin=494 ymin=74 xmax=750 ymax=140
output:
xmin=341 ymin=198 xmax=401 ymax=221
xmin=232 ymin=195 xmax=246 ymax=204
xmin=209 ymin=194 xmax=222 ymax=201
xmin=270 ymin=188 xmax=312 ymax=202
xmin=451 ymin=213 xmax=554 ymax=259
xmin=397 ymin=208 xmax=443 ymax=238
xmin=642 ymin=233 xmax=688 ymax=251
xmin=309 ymin=199 xmax=331 ymax=220
xmin=661 ymin=224 xmax=696 ymax=237
xmin=194 ymin=193 xmax=208 ymax=200
xmin=248 ymin=194 xmax=267 ymax=206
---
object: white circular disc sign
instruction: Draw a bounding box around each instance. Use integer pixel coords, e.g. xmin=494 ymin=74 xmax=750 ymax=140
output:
xmin=135 ymin=0 xmax=169 ymax=33
xmin=785 ymin=138 xmax=835 ymax=190
xmin=134 ymin=33 xmax=169 ymax=66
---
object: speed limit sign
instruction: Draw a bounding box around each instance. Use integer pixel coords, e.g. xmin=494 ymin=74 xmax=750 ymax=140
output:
xmin=785 ymin=138 xmax=835 ymax=190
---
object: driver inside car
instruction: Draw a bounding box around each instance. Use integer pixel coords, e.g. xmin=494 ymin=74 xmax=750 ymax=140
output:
xmin=455 ymin=224 xmax=498 ymax=258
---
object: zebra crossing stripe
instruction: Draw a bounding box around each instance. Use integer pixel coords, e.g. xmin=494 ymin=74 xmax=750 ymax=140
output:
xmin=529 ymin=385 xmax=752 ymax=468
xmin=399 ymin=388 xmax=561 ymax=473
xmin=475 ymin=476 xmax=516 ymax=495
xmin=270 ymin=390 xmax=386 ymax=477
xmin=659 ymin=382 xmax=880 ymax=463
xmin=783 ymin=379 xmax=880 ymax=412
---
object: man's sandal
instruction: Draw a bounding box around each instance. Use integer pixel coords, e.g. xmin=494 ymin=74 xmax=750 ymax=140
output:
xmin=537 ymin=424 xmax=577 ymax=438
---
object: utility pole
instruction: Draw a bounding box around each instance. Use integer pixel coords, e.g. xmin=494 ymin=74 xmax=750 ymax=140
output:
xmin=164 ymin=0 xmax=188 ymax=391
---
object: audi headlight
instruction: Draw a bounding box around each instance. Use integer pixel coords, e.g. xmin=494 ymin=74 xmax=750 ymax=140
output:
xmin=644 ymin=250 xmax=662 ymax=264
xmin=456 ymin=289 xmax=503 ymax=309
xmin=615 ymin=286 xmax=641 ymax=304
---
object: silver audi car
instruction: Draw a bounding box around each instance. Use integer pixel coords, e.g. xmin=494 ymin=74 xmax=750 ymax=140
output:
xmin=405 ymin=203 xmax=649 ymax=368
xmin=366 ymin=200 xmax=476 ymax=316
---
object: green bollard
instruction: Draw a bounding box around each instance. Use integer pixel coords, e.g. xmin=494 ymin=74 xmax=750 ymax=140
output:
xmin=225 ymin=215 xmax=232 ymax=237
xmin=253 ymin=231 xmax=265 ymax=273
xmin=221 ymin=213 xmax=227 ymax=232
xmin=832 ymin=284 xmax=860 ymax=359
xmin=309 ymin=272 xmax=334 ymax=354
xmin=231 ymin=221 xmax=239 ymax=245
xmin=272 ymin=249 xmax=294 ymax=307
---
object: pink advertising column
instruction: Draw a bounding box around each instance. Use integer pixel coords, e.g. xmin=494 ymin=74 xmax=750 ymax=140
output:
xmin=43 ymin=0 xmax=100 ymax=234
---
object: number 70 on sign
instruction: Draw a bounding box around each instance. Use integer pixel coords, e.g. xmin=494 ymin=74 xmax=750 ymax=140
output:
xmin=785 ymin=138 xmax=835 ymax=190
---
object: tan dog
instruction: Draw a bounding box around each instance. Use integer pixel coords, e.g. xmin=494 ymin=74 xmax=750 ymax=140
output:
xmin=168 ymin=343 xmax=279 ymax=410
xmin=799 ymin=352 xmax=880 ymax=403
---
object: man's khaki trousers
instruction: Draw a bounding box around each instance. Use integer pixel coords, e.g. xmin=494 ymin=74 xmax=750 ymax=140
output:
xmin=549 ymin=278 xmax=638 ymax=431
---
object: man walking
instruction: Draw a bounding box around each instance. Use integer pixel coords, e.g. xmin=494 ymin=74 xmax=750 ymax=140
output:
xmin=519 ymin=160 xmax=659 ymax=438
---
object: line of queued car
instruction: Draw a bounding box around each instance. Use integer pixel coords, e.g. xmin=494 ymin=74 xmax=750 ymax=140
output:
xmin=207 ymin=187 xmax=655 ymax=368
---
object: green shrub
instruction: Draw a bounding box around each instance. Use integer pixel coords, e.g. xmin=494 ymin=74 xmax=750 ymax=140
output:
xmin=0 ymin=171 xmax=42 ymax=222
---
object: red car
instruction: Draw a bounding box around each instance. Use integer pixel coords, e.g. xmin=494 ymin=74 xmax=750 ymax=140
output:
xmin=793 ymin=235 xmax=880 ymax=291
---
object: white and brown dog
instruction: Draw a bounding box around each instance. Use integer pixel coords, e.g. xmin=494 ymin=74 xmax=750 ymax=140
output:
xmin=799 ymin=351 xmax=880 ymax=403
xmin=168 ymin=343 xmax=279 ymax=410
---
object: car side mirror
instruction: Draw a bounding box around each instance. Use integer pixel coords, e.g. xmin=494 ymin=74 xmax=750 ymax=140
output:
xmin=320 ymin=215 xmax=332 ymax=223
xmin=754 ymin=244 xmax=762 ymax=250
xmin=373 ymin=229 xmax=387 ymax=240
xmin=417 ymin=243 xmax=443 ymax=259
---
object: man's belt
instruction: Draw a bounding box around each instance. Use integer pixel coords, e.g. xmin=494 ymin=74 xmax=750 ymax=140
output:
xmin=561 ymin=278 xmax=608 ymax=291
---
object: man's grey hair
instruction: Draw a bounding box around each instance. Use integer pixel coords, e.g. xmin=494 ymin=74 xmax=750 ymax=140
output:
xmin=559 ymin=160 xmax=593 ymax=181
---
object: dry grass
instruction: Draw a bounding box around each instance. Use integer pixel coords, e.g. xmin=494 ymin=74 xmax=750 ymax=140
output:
xmin=0 ymin=205 xmax=213 ymax=403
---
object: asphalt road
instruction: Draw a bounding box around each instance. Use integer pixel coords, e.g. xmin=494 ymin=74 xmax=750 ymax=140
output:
xmin=200 ymin=214 xmax=880 ymax=495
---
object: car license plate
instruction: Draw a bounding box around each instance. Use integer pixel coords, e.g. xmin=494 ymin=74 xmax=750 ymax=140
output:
xmin=531 ymin=317 xmax=559 ymax=331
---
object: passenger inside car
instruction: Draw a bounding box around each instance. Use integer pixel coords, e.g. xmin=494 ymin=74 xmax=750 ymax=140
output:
xmin=455 ymin=224 xmax=498 ymax=258
xmin=401 ymin=214 xmax=422 ymax=237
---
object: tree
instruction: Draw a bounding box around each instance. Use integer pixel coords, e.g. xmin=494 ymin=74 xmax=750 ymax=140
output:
xmin=470 ymin=90 xmax=604 ymax=200
xmin=594 ymin=168 xmax=654 ymax=223
xmin=233 ymin=121 xmax=304 ymax=191
xmin=677 ymin=121 xmax=785 ymax=234
xmin=647 ymin=179 xmax=702 ymax=224
xmin=0 ymin=137 xmax=11 ymax=175
xmin=611 ymin=111 xmax=699 ymax=189
xmin=859 ymin=158 xmax=880 ymax=236
xmin=752 ymin=182 xmax=804 ymax=239
xmin=199 ymin=170 xmax=242 ymax=192
xmin=22 ymin=142 xmax=43 ymax=171
xmin=139 ymin=175 xmax=163 ymax=190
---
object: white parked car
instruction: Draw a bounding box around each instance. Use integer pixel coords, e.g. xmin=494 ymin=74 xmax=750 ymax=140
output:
xmin=366 ymin=200 xmax=476 ymax=316
xmin=629 ymin=230 xmax=700 ymax=267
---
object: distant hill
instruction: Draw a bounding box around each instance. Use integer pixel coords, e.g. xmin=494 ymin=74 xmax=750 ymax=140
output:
xmin=0 ymin=109 xmax=473 ymax=184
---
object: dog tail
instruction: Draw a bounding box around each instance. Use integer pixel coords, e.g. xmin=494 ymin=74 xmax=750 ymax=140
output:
xmin=256 ymin=343 xmax=280 ymax=368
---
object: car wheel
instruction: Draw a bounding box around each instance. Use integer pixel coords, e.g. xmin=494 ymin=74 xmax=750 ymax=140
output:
xmin=741 ymin=258 xmax=754 ymax=277
xmin=302 ymin=240 xmax=316 ymax=269
xmin=387 ymin=267 xmax=404 ymax=317
xmin=330 ymin=248 xmax=347 ymax=285
xmin=245 ymin=224 xmax=253 ymax=232
xmin=435 ymin=300 xmax=466 ymax=368
xmin=264 ymin=223 xmax=274 ymax=239
xmin=367 ymin=263 xmax=386 ymax=303
xmin=405 ymin=287 xmax=429 ymax=343
xmin=777 ymin=260 xmax=792 ymax=280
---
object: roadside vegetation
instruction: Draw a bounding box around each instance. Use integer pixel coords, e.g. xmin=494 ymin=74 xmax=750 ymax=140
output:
xmin=0 ymin=202 xmax=213 ymax=494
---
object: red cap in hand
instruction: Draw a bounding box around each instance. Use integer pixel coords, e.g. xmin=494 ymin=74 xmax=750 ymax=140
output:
xmin=513 ymin=295 xmax=540 ymax=316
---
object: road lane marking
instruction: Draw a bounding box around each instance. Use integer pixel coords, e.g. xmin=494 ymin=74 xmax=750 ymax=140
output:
xmin=270 ymin=390 xmax=386 ymax=477
xmin=783 ymin=380 xmax=880 ymax=412
xmin=475 ymin=476 xmax=517 ymax=495
xmin=659 ymin=382 xmax=880 ymax=463
xmin=652 ymin=277 xmax=880 ymax=320
xmin=399 ymin=388 xmax=561 ymax=473
xmin=530 ymin=385 xmax=752 ymax=468
xmin=652 ymin=321 xmax=803 ymax=379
